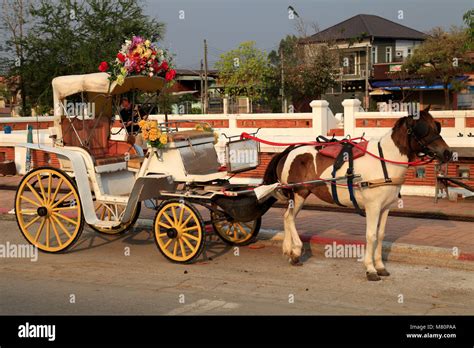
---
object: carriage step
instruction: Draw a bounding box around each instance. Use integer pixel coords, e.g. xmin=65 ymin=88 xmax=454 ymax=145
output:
xmin=93 ymin=220 xmax=122 ymax=228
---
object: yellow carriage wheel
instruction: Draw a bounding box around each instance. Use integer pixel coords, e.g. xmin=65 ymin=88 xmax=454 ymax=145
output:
xmin=14 ymin=167 xmax=84 ymax=253
xmin=89 ymin=202 xmax=141 ymax=235
xmin=153 ymin=200 xmax=205 ymax=263
xmin=211 ymin=211 xmax=261 ymax=246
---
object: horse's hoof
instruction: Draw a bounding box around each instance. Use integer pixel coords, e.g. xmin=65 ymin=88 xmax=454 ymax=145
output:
xmin=290 ymin=257 xmax=303 ymax=266
xmin=366 ymin=272 xmax=381 ymax=281
xmin=377 ymin=269 xmax=390 ymax=276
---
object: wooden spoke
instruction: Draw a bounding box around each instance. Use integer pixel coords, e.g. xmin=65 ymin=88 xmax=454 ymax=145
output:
xmin=179 ymin=239 xmax=187 ymax=258
xmin=50 ymin=214 xmax=72 ymax=239
xmin=158 ymin=221 xmax=172 ymax=229
xmin=18 ymin=209 xmax=37 ymax=215
xmin=180 ymin=214 xmax=193 ymax=228
xmin=50 ymin=218 xmax=63 ymax=247
xmin=178 ymin=205 xmax=185 ymax=226
xmin=24 ymin=215 xmax=41 ymax=230
xmin=20 ymin=195 xmax=41 ymax=207
xmin=182 ymin=232 xmax=199 ymax=241
xmin=52 ymin=211 xmax=78 ymax=226
xmin=172 ymin=240 xmax=178 ymax=256
xmin=181 ymin=235 xmax=195 ymax=251
xmin=37 ymin=175 xmax=48 ymax=204
xmin=182 ymin=225 xmax=199 ymax=232
xmin=26 ymin=182 xmax=44 ymax=205
xmin=52 ymin=206 xmax=79 ymax=211
xmin=51 ymin=190 xmax=73 ymax=209
xmin=163 ymin=238 xmax=173 ymax=249
xmin=33 ymin=218 xmax=46 ymax=242
xmin=162 ymin=212 xmax=175 ymax=226
xmin=47 ymin=173 xmax=52 ymax=205
xmin=171 ymin=206 xmax=178 ymax=225
xmin=45 ymin=218 xmax=50 ymax=248
xmin=236 ymin=223 xmax=248 ymax=236
xmin=49 ymin=178 xmax=63 ymax=205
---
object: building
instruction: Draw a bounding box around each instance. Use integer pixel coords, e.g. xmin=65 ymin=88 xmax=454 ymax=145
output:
xmin=302 ymin=14 xmax=427 ymax=111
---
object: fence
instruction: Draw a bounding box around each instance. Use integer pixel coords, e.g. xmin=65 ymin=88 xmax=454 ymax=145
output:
xmin=1 ymin=99 xmax=473 ymax=196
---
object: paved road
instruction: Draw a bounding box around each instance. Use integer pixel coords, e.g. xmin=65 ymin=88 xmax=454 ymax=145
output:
xmin=1 ymin=220 xmax=473 ymax=315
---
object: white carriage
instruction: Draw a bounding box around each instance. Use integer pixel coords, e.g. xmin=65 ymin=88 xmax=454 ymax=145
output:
xmin=14 ymin=73 xmax=277 ymax=263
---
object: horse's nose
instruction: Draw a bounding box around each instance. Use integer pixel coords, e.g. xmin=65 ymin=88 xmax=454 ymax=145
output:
xmin=443 ymin=149 xmax=453 ymax=162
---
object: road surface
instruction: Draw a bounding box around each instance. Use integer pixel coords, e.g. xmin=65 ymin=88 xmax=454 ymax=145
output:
xmin=1 ymin=219 xmax=473 ymax=315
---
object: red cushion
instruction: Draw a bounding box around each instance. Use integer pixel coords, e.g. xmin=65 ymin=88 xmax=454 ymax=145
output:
xmin=319 ymin=141 xmax=368 ymax=159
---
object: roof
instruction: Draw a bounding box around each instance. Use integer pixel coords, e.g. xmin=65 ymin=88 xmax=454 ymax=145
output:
xmin=305 ymin=14 xmax=427 ymax=43
xmin=175 ymin=69 xmax=218 ymax=78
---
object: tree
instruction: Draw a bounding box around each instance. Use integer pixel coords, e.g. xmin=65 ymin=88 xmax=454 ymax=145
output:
xmin=11 ymin=0 xmax=165 ymax=111
xmin=1 ymin=0 xmax=31 ymax=114
xmin=463 ymin=9 xmax=474 ymax=49
xmin=269 ymin=35 xmax=339 ymax=111
xmin=215 ymin=41 xmax=272 ymax=104
xmin=403 ymin=27 xmax=471 ymax=109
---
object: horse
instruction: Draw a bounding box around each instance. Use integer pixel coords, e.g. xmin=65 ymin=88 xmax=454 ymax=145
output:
xmin=262 ymin=106 xmax=452 ymax=281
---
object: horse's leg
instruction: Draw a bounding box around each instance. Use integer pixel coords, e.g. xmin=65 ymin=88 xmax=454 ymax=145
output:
xmin=364 ymin=204 xmax=382 ymax=281
xmin=374 ymin=208 xmax=390 ymax=276
xmin=287 ymin=192 xmax=307 ymax=266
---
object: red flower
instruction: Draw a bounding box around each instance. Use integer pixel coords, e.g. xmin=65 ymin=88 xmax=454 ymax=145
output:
xmin=98 ymin=61 xmax=109 ymax=72
xmin=165 ymin=69 xmax=176 ymax=81
xmin=117 ymin=53 xmax=126 ymax=62
xmin=160 ymin=61 xmax=169 ymax=71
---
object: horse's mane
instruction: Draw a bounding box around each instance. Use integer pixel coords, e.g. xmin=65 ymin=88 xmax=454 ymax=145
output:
xmin=263 ymin=145 xmax=301 ymax=184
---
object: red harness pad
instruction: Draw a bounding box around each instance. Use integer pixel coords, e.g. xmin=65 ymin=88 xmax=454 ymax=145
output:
xmin=318 ymin=140 xmax=368 ymax=159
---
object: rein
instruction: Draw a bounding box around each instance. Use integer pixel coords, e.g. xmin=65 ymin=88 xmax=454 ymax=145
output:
xmin=240 ymin=132 xmax=433 ymax=167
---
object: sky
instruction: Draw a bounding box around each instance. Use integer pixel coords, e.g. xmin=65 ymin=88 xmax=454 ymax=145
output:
xmin=145 ymin=0 xmax=472 ymax=70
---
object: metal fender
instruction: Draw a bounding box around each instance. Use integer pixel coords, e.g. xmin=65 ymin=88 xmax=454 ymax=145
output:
xmin=121 ymin=175 xmax=176 ymax=223
xmin=15 ymin=143 xmax=100 ymax=225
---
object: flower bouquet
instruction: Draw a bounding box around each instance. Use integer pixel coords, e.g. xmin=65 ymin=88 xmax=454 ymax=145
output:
xmin=138 ymin=120 xmax=169 ymax=149
xmin=98 ymin=36 xmax=176 ymax=85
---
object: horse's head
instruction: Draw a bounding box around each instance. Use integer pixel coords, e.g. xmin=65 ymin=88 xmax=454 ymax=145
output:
xmin=392 ymin=106 xmax=452 ymax=163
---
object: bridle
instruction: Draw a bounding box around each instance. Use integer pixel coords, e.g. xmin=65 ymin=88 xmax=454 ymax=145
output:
xmin=406 ymin=115 xmax=442 ymax=158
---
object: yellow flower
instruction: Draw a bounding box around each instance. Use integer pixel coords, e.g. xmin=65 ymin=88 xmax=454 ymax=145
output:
xmin=144 ymin=49 xmax=152 ymax=58
xmin=116 ymin=74 xmax=125 ymax=86
xmin=145 ymin=40 xmax=151 ymax=47
xmin=142 ymin=130 xmax=149 ymax=140
xmin=195 ymin=124 xmax=203 ymax=131
xmin=159 ymin=134 xmax=168 ymax=145
xmin=138 ymin=120 xmax=147 ymax=128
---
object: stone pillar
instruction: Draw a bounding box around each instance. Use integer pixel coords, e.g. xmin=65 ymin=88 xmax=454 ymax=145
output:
xmin=223 ymin=97 xmax=229 ymax=115
xmin=342 ymin=99 xmax=362 ymax=137
xmin=310 ymin=100 xmax=330 ymax=137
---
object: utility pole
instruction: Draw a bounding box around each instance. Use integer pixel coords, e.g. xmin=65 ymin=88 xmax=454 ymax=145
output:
xmin=204 ymin=39 xmax=209 ymax=114
xmin=280 ymin=48 xmax=286 ymax=113
xmin=365 ymin=44 xmax=369 ymax=110
xmin=200 ymin=59 xmax=204 ymax=112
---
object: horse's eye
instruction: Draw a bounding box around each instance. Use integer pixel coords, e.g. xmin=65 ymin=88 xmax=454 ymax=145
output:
xmin=435 ymin=121 xmax=441 ymax=134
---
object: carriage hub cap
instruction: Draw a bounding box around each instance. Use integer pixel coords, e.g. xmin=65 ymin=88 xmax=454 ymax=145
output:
xmin=37 ymin=206 xmax=48 ymax=217
xmin=166 ymin=228 xmax=178 ymax=238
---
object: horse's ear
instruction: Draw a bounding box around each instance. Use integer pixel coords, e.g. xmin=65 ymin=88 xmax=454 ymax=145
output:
xmin=423 ymin=105 xmax=431 ymax=112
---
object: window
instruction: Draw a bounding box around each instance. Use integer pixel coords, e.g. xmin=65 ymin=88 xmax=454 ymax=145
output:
xmin=371 ymin=46 xmax=378 ymax=64
xmin=407 ymin=48 xmax=412 ymax=57
xmin=385 ymin=47 xmax=392 ymax=63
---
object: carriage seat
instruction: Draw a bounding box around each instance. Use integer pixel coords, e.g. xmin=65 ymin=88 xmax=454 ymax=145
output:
xmin=318 ymin=140 xmax=368 ymax=160
xmin=169 ymin=130 xmax=214 ymax=142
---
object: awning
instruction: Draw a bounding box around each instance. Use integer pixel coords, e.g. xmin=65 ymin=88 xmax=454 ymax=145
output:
xmin=370 ymin=76 xmax=469 ymax=91
xmin=369 ymin=89 xmax=392 ymax=95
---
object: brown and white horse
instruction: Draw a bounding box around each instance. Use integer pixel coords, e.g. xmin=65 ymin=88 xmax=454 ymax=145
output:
xmin=263 ymin=107 xmax=451 ymax=281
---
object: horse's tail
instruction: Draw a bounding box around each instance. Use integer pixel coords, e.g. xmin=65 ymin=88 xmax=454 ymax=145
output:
xmin=263 ymin=145 xmax=300 ymax=184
